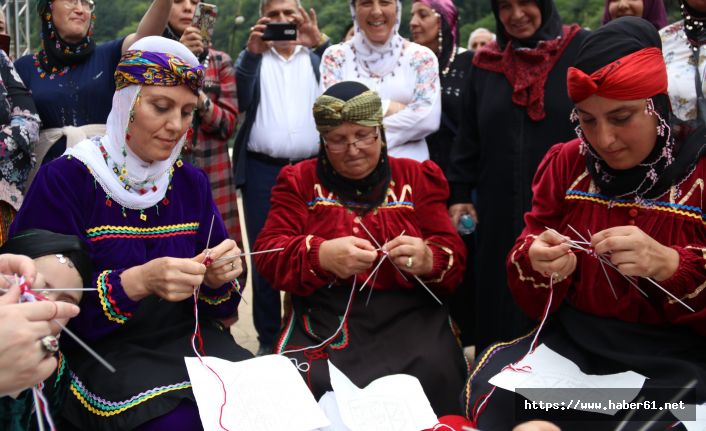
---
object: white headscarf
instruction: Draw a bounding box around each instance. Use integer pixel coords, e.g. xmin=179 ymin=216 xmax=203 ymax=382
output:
xmin=348 ymin=0 xmax=404 ymax=78
xmin=66 ymin=36 xmax=200 ymax=210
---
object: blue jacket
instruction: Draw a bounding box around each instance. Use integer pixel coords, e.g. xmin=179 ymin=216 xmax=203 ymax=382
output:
xmin=232 ymin=43 xmax=329 ymax=186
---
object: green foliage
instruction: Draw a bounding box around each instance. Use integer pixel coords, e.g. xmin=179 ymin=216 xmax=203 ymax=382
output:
xmin=22 ymin=0 xmax=685 ymax=56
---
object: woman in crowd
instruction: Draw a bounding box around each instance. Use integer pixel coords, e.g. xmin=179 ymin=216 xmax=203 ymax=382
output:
xmin=446 ymin=0 xmax=588 ymax=351
xmin=409 ymin=0 xmax=476 ymax=346
xmin=164 ymin=0 xmax=243 ymax=251
xmin=254 ymin=81 xmax=467 ymax=415
xmin=602 ymin=0 xmax=667 ymax=30
xmin=12 ymin=36 xmax=252 ymax=430
xmin=320 ymin=0 xmax=440 ymax=161
xmin=14 ymin=0 xmax=173 ymax=187
xmin=0 ymin=229 xmax=91 ymax=430
xmin=465 ymin=17 xmax=706 ymax=429
xmin=409 ymin=0 xmax=471 ymax=172
xmin=0 ymin=50 xmax=40 ymax=243
xmin=662 ymin=0 xmax=706 ymax=124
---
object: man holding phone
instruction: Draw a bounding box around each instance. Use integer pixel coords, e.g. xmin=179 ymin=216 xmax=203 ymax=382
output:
xmin=234 ymin=0 xmax=330 ymax=356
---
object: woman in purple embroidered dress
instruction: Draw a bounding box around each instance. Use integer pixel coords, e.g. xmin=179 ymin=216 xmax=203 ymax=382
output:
xmin=11 ymin=36 xmax=252 ymax=431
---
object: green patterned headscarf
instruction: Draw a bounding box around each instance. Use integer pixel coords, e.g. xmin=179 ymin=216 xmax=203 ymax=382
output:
xmin=313 ymin=90 xmax=383 ymax=134
xmin=314 ymin=82 xmax=390 ymax=215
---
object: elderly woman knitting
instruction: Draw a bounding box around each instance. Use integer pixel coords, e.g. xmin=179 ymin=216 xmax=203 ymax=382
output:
xmin=254 ymin=81 xmax=467 ymax=415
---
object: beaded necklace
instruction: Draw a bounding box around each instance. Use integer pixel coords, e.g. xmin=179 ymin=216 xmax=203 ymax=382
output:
xmin=350 ymin=41 xmax=405 ymax=83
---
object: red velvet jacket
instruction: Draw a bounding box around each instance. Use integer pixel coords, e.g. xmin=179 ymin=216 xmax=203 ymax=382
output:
xmin=254 ymin=157 xmax=466 ymax=297
xmin=508 ymin=139 xmax=706 ymax=335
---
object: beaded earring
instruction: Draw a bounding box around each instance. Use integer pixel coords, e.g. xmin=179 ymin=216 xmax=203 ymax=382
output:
xmin=436 ymin=12 xmax=442 ymax=54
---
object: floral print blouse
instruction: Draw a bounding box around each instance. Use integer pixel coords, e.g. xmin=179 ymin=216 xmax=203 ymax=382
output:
xmin=661 ymin=20 xmax=705 ymax=122
xmin=0 ymin=50 xmax=40 ymax=210
xmin=320 ymin=40 xmax=441 ymax=162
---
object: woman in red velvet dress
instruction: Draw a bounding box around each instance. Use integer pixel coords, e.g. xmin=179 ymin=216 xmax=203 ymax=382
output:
xmin=464 ymin=17 xmax=706 ymax=430
xmin=254 ymin=81 xmax=468 ymax=416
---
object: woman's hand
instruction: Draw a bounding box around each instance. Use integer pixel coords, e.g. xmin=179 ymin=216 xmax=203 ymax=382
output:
xmin=448 ymin=203 xmax=478 ymax=229
xmin=591 ymin=226 xmax=679 ymax=281
xmin=383 ymin=235 xmax=434 ymax=276
xmin=246 ymin=17 xmax=272 ymax=55
xmin=179 ymin=26 xmax=205 ymax=56
xmin=121 ymin=257 xmax=207 ymax=302
xmin=0 ymin=285 xmax=79 ymax=396
xmin=197 ymin=239 xmax=243 ymax=289
xmin=318 ymin=236 xmax=377 ymax=279
xmin=528 ymin=230 xmax=576 ymax=282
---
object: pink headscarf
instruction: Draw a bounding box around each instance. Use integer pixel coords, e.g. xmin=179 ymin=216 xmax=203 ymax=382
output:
xmin=414 ymin=0 xmax=459 ymax=49
xmin=601 ymin=0 xmax=668 ymax=30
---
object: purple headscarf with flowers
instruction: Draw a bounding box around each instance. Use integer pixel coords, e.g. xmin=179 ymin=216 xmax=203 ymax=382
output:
xmin=115 ymin=50 xmax=205 ymax=94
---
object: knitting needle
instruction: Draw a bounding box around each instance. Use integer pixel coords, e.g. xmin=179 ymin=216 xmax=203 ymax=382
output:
xmin=1 ymin=276 xmax=117 ymax=373
xmin=210 ymin=247 xmax=285 ymax=264
xmin=0 ymin=287 xmax=97 ymax=293
xmin=54 ymin=321 xmax=116 ymax=373
xmin=32 ymin=388 xmax=46 ymax=431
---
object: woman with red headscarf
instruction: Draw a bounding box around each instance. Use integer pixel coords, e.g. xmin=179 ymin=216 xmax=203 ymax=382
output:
xmin=446 ymin=0 xmax=588 ymax=352
xmin=463 ymin=17 xmax=706 ymax=430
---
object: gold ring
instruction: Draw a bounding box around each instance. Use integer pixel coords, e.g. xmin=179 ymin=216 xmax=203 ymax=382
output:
xmin=406 ymin=256 xmax=413 ymax=268
xmin=230 ymin=262 xmax=235 ymax=271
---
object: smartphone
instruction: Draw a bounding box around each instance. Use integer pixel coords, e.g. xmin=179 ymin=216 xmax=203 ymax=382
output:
xmin=261 ymin=22 xmax=297 ymax=41
xmin=0 ymin=35 xmax=10 ymax=56
xmin=191 ymin=2 xmax=218 ymax=45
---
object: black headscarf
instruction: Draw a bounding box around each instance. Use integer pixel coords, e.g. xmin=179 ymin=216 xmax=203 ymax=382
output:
xmin=0 ymin=229 xmax=93 ymax=285
xmin=492 ymin=0 xmax=563 ymax=49
xmin=572 ymin=16 xmax=706 ymax=201
xmin=681 ymin=0 xmax=706 ymax=49
xmin=315 ymin=81 xmax=391 ymax=215
xmin=35 ymin=0 xmax=96 ymax=75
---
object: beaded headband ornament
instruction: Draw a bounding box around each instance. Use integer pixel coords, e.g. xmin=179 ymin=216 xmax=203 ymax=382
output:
xmin=115 ymin=50 xmax=205 ymax=94
xmin=313 ymin=90 xmax=383 ymax=134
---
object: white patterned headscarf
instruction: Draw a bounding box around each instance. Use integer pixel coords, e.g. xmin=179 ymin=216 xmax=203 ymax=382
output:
xmin=66 ymin=37 xmax=200 ymax=210
xmin=348 ymin=0 xmax=404 ymax=77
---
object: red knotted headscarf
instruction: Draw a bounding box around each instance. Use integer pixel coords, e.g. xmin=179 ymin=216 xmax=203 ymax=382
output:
xmin=566 ymin=47 xmax=667 ymax=103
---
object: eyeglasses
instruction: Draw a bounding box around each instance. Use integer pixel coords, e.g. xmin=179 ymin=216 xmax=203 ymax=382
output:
xmin=323 ymin=129 xmax=379 ymax=154
xmin=58 ymin=0 xmax=96 ymax=12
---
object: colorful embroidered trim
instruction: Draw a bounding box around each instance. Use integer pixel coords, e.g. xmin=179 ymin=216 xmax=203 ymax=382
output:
xmin=97 ymin=270 xmax=133 ymax=324
xmin=86 ymin=223 xmax=200 ymax=242
xmin=55 ymin=352 xmax=66 ymax=387
xmin=275 ymin=310 xmax=296 ymax=354
xmin=566 ymin=190 xmax=705 ymax=224
xmin=329 ymin=316 xmax=349 ymax=350
xmin=307 ymin=196 xmax=414 ymax=211
xmin=464 ymin=329 xmax=537 ymax=418
xmin=70 ymin=372 xmax=191 ymax=417
xmin=198 ymin=284 xmax=235 ymax=306
xmin=510 ymin=235 xmax=552 ymax=289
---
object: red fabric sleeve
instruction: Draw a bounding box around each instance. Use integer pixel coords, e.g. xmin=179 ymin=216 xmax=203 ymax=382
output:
xmin=506 ymin=143 xmax=574 ymax=320
xmin=253 ymin=165 xmax=336 ymax=296
xmin=415 ymin=161 xmax=467 ymax=294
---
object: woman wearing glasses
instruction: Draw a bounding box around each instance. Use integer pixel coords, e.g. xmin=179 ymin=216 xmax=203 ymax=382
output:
xmin=14 ymin=0 xmax=174 ymax=188
xmin=254 ymin=81 xmax=468 ymax=416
